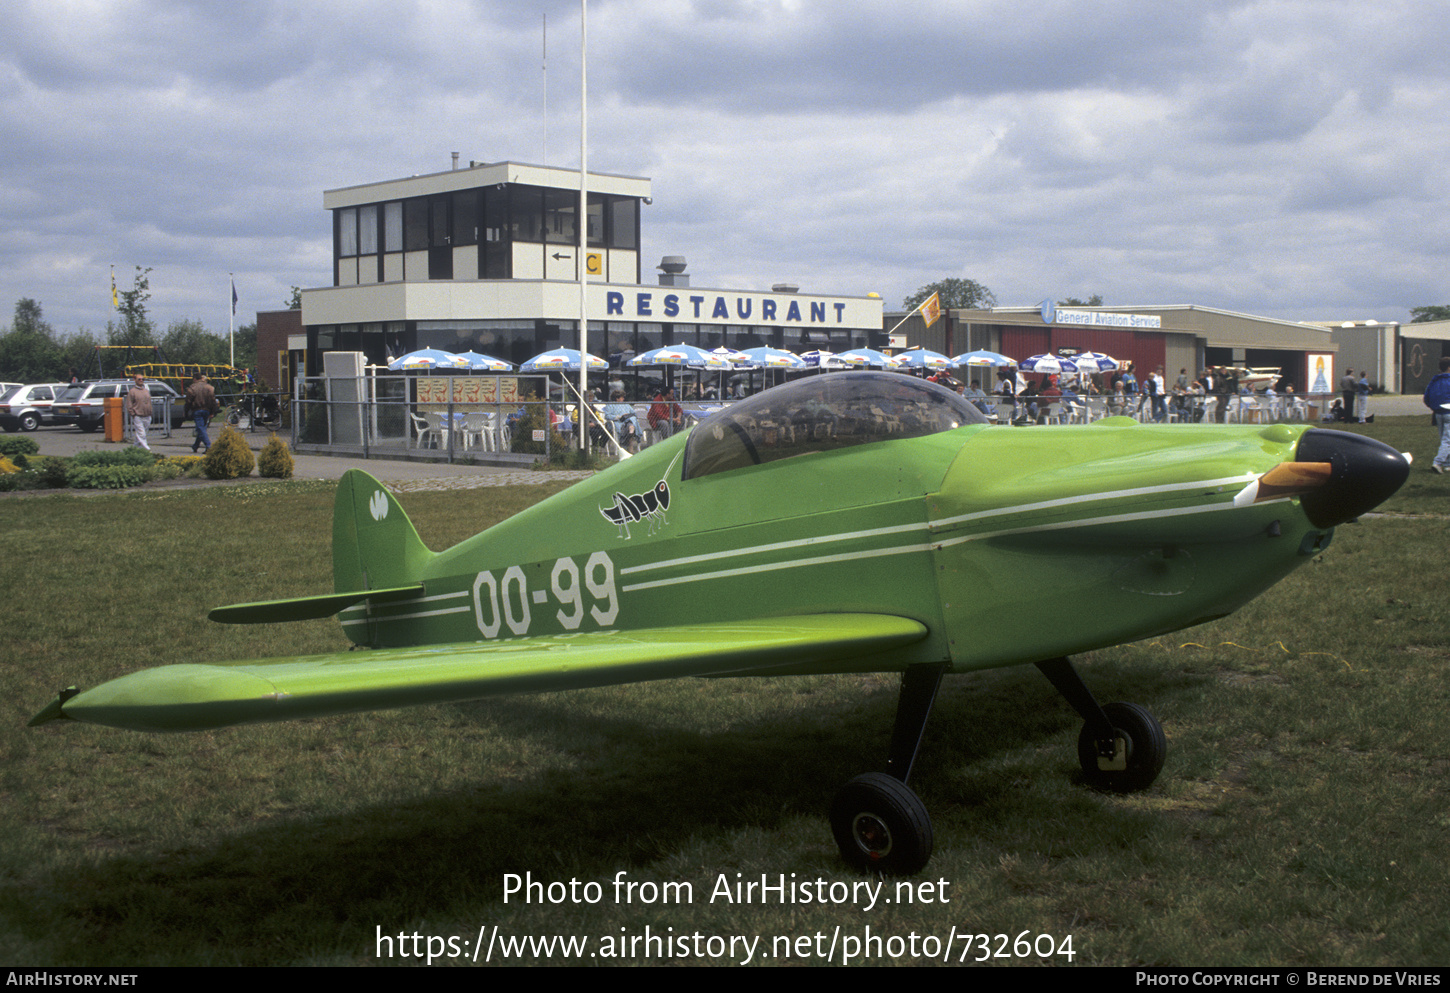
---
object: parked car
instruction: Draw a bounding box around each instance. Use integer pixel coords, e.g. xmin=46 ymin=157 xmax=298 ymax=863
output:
xmin=0 ymin=382 xmax=69 ymax=432
xmin=52 ymin=379 xmax=185 ymax=432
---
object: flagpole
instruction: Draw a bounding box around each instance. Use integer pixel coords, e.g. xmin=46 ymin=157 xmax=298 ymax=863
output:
xmin=229 ymin=273 xmax=235 ymax=367
xmin=884 ymin=292 xmax=939 ymax=338
xmin=577 ymin=0 xmax=588 ymax=452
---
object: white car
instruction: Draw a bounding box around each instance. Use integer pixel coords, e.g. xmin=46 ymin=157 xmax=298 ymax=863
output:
xmin=0 ymin=383 xmax=68 ymax=432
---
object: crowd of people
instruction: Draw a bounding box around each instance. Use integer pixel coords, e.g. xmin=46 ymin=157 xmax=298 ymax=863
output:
xmin=921 ymin=363 xmax=1378 ymax=426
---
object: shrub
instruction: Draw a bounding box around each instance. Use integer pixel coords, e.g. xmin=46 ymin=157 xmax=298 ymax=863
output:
xmin=257 ymin=434 xmax=294 ymax=479
xmin=70 ymin=448 xmax=154 ymax=468
xmin=65 ymin=464 xmax=152 ymax=489
xmin=60 ymin=449 xmax=154 ymax=488
xmin=202 ymin=426 xmax=255 ymax=480
xmin=0 ymin=455 xmax=18 ymax=475
xmin=0 ymin=437 xmax=40 ymax=459
xmin=509 ymin=402 xmax=566 ymax=456
xmin=34 ymin=456 xmax=69 ymax=489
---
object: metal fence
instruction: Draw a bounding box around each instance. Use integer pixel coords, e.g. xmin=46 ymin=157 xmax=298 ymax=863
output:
xmin=291 ymin=374 xmax=573 ymax=463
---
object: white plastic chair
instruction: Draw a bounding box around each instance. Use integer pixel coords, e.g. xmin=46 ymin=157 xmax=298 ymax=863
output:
xmin=412 ymin=412 xmax=443 ymax=449
xmin=462 ymin=411 xmax=491 ymax=451
xmin=431 ymin=411 xmax=459 ymax=450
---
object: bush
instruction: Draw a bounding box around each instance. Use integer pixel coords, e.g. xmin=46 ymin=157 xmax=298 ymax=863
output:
xmin=202 ymin=426 xmax=254 ymax=479
xmin=60 ymin=448 xmax=155 ymax=488
xmin=34 ymin=456 xmax=69 ymax=489
xmin=65 ymin=464 xmax=152 ymax=489
xmin=70 ymin=448 xmax=154 ymax=468
xmin=0 ymin=437 xmax=40 ymax=459
xmin=509 ymin=402 xmax=567 ymax=456
xmin=0 ymin=455 xmax=18 ymax=475
xmin=257 ymin=434 xmax=294 ymax=479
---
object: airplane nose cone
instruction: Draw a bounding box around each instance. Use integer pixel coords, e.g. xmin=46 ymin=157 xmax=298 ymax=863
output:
xmin=1294 ymin=428 xmax=1410 ymax=527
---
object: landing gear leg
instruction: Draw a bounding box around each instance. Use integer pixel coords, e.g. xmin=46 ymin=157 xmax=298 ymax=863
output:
xmin=830 ymin=663 xmax=947 ymax=875
xmin=1035 ymin=657 xmax=1166 ymax=793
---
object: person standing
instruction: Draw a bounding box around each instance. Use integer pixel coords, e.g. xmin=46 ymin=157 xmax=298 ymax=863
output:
xmin=185 ymin=374 xmax=218 ymax=453
xmin=126 ymin=374 xmax=152 ymax=451
xmin=1356 ymin=371 xmax=1371 ymax=423
xmin=1341 ymin=369 xmax=1357 ymax=423
xmin=1423 ymin=357 xmax=1450 ymax=474
xmin=648 ymin=386 xmax=684 ymax=439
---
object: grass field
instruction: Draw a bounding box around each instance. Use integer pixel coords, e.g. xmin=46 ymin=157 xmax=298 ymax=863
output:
xmin=2 ymin=419 xmax=1447 ymax=966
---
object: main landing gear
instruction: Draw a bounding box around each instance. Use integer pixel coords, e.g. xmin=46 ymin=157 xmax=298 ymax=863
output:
xmin=829 ymin=657 xmax=1167 ymax=875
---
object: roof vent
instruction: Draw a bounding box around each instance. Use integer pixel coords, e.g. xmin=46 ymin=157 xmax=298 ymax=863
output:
xmin=772 ymin=283 xmax=799 ymax=294
xmin=658 ymin=256 xmax=689 ymax=287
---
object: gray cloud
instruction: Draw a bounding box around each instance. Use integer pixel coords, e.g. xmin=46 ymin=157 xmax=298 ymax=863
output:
xmin=1 ymin=0 xmax=1449 ymax=340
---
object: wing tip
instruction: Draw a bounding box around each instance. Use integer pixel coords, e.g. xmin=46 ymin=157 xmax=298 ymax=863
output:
xmin=28 ymin=686 xmax=80 ymax=727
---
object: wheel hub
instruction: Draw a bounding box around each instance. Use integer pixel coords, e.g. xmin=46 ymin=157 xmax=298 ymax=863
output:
xmin=850 ymin=812 xmax=893 ymax=860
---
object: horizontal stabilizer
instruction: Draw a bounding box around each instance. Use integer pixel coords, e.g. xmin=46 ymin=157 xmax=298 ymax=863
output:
xmin=34 ymin=614 xmax=929 ymax=733
xmin=208 ymin=585 xmax=425 ymax=624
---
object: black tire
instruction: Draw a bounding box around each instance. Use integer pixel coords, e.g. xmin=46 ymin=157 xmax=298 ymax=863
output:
xmin=1077 ymin=701 xmax=1166 ymax=793
xmin=77 ymin=420 xmax=99 ymax=433
xmin=19 ymin=412 xmax=40 ymax=432
xmin=830 ymin=772 xmax=933 ymax=875
xmin=1 ymin=423 xmax=16 ymax=433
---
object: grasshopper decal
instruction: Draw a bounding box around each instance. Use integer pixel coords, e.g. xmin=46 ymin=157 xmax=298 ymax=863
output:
xmin=601 ymin=480 xmax=671 ymax=539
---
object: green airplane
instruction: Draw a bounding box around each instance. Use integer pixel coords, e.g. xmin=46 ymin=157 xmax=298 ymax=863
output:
xmin=31 ymin=372 xmax=1410 ymax=875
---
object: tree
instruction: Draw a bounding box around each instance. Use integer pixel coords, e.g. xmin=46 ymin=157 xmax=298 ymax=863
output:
xmin=160 ymin=319 xmax=229 ymax=366
xmin=1059 ymin=295 xmax=1104 ymax=307
xmin=0 ymin=299 xmax=63 ymax=381
xmin=1409 ymin=305 xmax=1450 ymax=323
xmin=230 ymin=322 xmax=258 ymax=372
xmin=59 ymin=329 xmax=102 ymax=381
xmin=287 ymin=287 xmax=302 ymax=310
xmin=109 ymin=266 xmax=156 ymax=346
xmin=904 ymin=278 xmax=996 ymax=312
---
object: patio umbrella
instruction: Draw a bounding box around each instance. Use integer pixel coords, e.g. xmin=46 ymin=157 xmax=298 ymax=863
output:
xmin=710 ymin=346 xmax=751 ymax=365
xmin=738 ymin=346 xmax=806 ymax=369
xmin=1018 ymin=354 xmax=1083 ymax=375
xmin=892 ymin=349 xmax=952 ymax=371
xmin=456 ymin=351 xmax=514 ymax=372
xmin=1069 ymin=351 xmax=1119 ymax=374
xmin=837 ymin=347 xmax=896 ymax=368
xmin=628 ymin=344 xmax=732 ymax=370
xmin=388 ymin=348 xmax=469 ymax=371
xmin=949 ymin=349 xmax=1016 ymax=368
xmin=799 ymin=349 xmax=846 ymax=369
xmin=519 ymin=348 xmax=608 ymax=373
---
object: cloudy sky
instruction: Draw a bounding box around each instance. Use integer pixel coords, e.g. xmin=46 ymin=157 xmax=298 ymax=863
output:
xmin=3 ymin=0 xmax=1448 ymax=339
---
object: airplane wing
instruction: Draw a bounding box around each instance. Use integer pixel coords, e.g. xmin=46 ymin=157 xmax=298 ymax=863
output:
xmin=30 ymin=614 xmax=929 ymax=733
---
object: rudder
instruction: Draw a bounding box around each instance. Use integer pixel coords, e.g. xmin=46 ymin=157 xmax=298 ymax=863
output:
xmin=333 ymin=469 xmax=435 ymax=595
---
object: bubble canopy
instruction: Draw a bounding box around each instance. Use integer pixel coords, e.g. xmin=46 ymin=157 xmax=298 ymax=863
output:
xmin=683 ymin=371 xmax=988 ymax=479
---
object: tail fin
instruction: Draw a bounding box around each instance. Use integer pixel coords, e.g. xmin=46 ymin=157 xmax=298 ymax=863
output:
xmin=207 ymin=470 xmax=431 ymax=626
xmin=333 ymin=469 xmax=435 ymax=593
